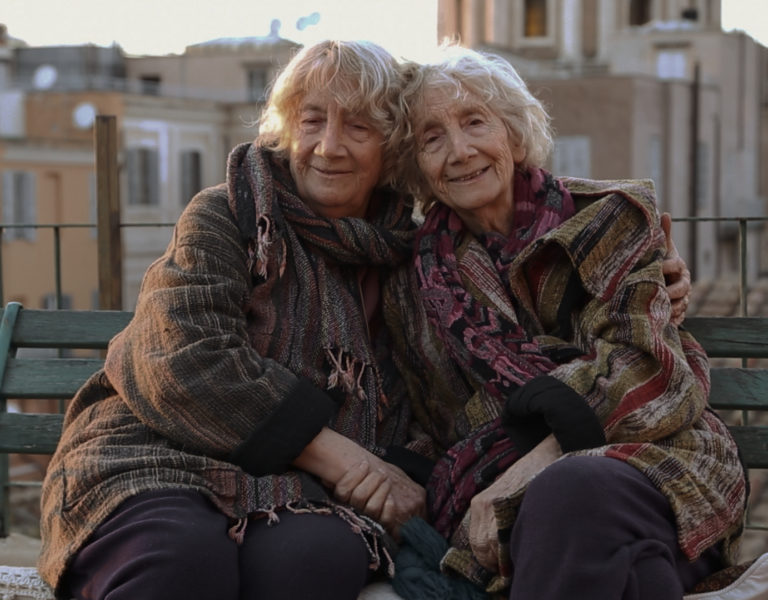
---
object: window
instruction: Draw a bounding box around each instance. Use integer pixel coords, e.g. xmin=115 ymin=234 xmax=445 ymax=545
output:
xmin=180 ymin=150 xmax=202 ymax=206
xmin=656 ymin=50 xmax=687 ymax=79
xmin=629 ymin=0 xmax=652 ymax=26
xmin=139 ymin=75 xmax=161 ymax=95
xmin=1 ymin=170 xmax=36 ymax=241
xmin=524 ymin=0 xmax=548 ymax=37
xmin=125 ymin=147 xmax=160 ymax=206
xmin=247 ymin=67 xmax=268 ymax=102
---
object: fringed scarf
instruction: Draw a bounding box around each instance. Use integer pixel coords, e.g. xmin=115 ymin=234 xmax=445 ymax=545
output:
xmin=227 ymin=142 xmax=416 ymax=447
xmin=417 ymin=167 xmax=575 ymax=538
xmin=414 ymin=167 xmax=575 ymax=401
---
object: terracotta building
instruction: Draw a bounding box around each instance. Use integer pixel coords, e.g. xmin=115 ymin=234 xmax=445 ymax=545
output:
xmin=0 ymin=25 xmax=298 ymax=310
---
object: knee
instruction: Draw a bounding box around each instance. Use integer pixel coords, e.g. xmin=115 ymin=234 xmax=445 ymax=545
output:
xmin=245 ymin=513 xmax=369 ymax=572
xmin=520 ymin=456 xmax=619 ymax=523
xmin=66 ymin=491 xmax=239 ymax=599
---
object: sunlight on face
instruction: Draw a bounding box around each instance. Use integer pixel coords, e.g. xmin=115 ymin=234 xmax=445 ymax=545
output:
xmin=416 ymin=86 xmax=525 ymax=235
xmin=289 ymin=90 xmax=385 ymax=219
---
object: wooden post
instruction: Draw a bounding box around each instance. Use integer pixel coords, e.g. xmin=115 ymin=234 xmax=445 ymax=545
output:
xmin=95 ymin=115 xmax=122 ymax=310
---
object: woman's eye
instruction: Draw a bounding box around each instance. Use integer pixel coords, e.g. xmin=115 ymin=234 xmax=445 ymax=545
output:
xmin=421 ymin=133 xmax=442 ymax=151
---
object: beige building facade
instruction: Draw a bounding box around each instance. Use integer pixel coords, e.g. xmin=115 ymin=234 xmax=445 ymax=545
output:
xmin=439 ymin=0 xmax=767 ymax=282
xmin=0 ymin=3 xmax=766 ymax=307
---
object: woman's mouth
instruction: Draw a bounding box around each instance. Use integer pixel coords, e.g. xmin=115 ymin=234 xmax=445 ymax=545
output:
xmin=312 ymin=165 xmax=351 ymax=177
xmin=449 ymin=166 xmax=489 ymax=183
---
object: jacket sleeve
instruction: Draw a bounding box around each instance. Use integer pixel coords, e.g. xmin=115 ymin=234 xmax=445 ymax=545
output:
xmin=544 ymin=217 xmax=710 ymax=445
xmin=103 ymin=186 xmax=336 ymax=474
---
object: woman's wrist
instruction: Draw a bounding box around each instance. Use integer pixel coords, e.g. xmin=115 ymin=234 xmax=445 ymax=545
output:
xmin=292 ymin=426 xmax=372 ymax=486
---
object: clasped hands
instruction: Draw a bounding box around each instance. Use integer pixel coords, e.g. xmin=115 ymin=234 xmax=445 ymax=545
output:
xmin=330 ymin=456 xmax=426 ymax=540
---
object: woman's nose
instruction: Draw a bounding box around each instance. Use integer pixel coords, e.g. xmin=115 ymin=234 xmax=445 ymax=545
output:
xmin=447 ymin=131 xmax=475 ymax=162
xmin=316 ymin=120 xmax=345 ymax=157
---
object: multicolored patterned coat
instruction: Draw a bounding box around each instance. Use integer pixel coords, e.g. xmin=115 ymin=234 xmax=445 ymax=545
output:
xmin=383 ymin=177 xmax=747 ymax=593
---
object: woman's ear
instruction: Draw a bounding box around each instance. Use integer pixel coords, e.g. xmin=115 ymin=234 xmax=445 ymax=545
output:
xmin=509 ymin=133 xmax=527 ymax=164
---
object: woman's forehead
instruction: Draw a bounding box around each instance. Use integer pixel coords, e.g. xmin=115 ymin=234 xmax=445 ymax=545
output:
xmin=418 ymin=85 xmax=486 ymax=122
xmin=298 ymin=87 xmax=368 ymax=118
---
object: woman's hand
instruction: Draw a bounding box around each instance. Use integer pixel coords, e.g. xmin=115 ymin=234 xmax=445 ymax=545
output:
xmin=660 ymin=212 xmax=692 ymax=326
xmin=332 ymin=457 xmax=426 ymax=539
xmin=293 ymin=426 xmax=425 ymax=539
xmin=468 ymin=434 xmax=562 ymax=571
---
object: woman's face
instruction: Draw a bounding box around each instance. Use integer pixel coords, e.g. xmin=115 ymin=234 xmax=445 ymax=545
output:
xmin=289 ymin=89 xmax=384 ymax=219
xmin=415 ymin=86 xmax=525 ymax=234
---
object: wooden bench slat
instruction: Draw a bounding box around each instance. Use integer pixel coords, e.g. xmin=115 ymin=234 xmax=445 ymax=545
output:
xmin=3 ymin=305 xmax=768 ymax=541
xmin=683 ymin=317 xmax=768 ymax=358
xmin=709 ymin=368 xmax=768 ymax=410
xmin=0 ymin=413 xmax=63 ymax=454
xmin=730 ymin=426 xmax=768 ymax=469
xmin=0 ymin=358 xmax=104 ymax=399
xmin=10 ymin=309 xmax=131 ymax=349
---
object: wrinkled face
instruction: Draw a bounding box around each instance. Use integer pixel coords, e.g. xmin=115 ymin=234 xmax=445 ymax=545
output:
xmin=289 ymin=89 xmax=384 ymax=219
xmin=415 ymin=86 xmax=525 ymax=233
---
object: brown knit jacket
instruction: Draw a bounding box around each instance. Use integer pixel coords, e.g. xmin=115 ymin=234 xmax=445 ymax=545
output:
xmin=38 ymin=146 xmax=418 ymax=593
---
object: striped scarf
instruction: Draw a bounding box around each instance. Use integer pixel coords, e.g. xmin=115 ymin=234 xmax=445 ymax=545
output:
xmin=227 ymin=142 xmax=416 ymax=447
xmin=415 ymin=167 xmax=576 ymax=539
xmin=414 ymin=167 xmax=575 ymax=401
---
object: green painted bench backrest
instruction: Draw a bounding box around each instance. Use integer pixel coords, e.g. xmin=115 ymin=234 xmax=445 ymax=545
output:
xmin=0 ymin=302 xmax=133 ymax=535
xmin=0 ymin=304 xmax=767 ymax=535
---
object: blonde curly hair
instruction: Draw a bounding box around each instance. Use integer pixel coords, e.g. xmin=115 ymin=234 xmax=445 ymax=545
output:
xmin=257 ymin=40 xmax=408 ymax=190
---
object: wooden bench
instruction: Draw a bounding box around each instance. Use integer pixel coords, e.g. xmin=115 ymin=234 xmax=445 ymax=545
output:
xmin=1 ymin=301 xmax=768 ymax=599
xmin=0 ymin=302 xmax=133 ymax=538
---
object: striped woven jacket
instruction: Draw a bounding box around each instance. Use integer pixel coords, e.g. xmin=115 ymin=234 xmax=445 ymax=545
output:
xmin=38 ymin=153 xmax=418 ymax=593
xmin=383 ymin=177 xmax=747 ymax=593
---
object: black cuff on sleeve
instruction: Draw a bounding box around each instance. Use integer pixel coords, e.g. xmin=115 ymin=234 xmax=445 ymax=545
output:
xmin=501 ymin=375 xmax=606 ymax=454
xmin=382 ymin=446 xmax=436 ymax=487
xmin=229 ymin=376 xmax=337 ymax=477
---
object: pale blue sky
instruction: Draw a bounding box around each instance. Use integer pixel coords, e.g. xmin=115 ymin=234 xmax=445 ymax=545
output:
xmin=1 ymin=0 xmax=766 ymax=60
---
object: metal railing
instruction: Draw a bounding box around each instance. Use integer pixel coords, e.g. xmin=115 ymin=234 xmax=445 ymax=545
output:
xmin=0 ymin=222 xmax=175 ymax=309
xmin=0 ymin=215 xmax=764 ymax=313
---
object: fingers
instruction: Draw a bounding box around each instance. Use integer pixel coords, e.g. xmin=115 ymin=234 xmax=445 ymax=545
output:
xmin=333 ymin=461 xmax=371 ymax=505
xmin=661 ymin=212 xmax=678 ymax=258
xmin=332 ymin=459 xmax=426 ymax=539
xmin=468 ymin=505 xmax=499 ymax=572
xmin=362 ymin=478 xmax=392 ymax=522
xmin=670 ymin=293 xmax=690 ymax=326
xmin=659 ymin=215 xmax=692 ymax=325
xmin=666 ymin=273 xmax=690 ymax=300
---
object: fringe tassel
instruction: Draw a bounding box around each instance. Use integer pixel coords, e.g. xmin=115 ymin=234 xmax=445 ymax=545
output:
xmin=325 ymin=348 xmax=368 ymax=403
xmin=228 ymin=517 xmax=248 ymax=545
xmin=328 ymin=504 xmax=393 ymax=575
xmin=246 ymin=215 xmax=273 ymax=279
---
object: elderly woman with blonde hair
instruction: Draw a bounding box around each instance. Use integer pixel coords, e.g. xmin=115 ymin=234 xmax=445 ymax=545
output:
xmin=38 ymin=40 xmax=428 ymax=600
xmin=385 ymin=46 xmax=745 ymax=599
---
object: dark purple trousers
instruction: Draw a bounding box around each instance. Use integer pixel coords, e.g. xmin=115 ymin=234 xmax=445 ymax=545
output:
xmin=507 ymin=456 xmax=723 ymax=600
xmin=62 ymin=489 xmax=371 ymax=600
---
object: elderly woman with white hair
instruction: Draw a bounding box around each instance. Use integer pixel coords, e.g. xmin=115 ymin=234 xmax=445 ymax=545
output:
xmin=385 ymin=46 xmax=745 ymax=599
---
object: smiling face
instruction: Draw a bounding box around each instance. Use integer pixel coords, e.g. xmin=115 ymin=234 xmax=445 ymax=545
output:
xmin=415 ymin=85 xmax=525 ymax=235
xmin=289 ymin=89 xmax=385 ymax=219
